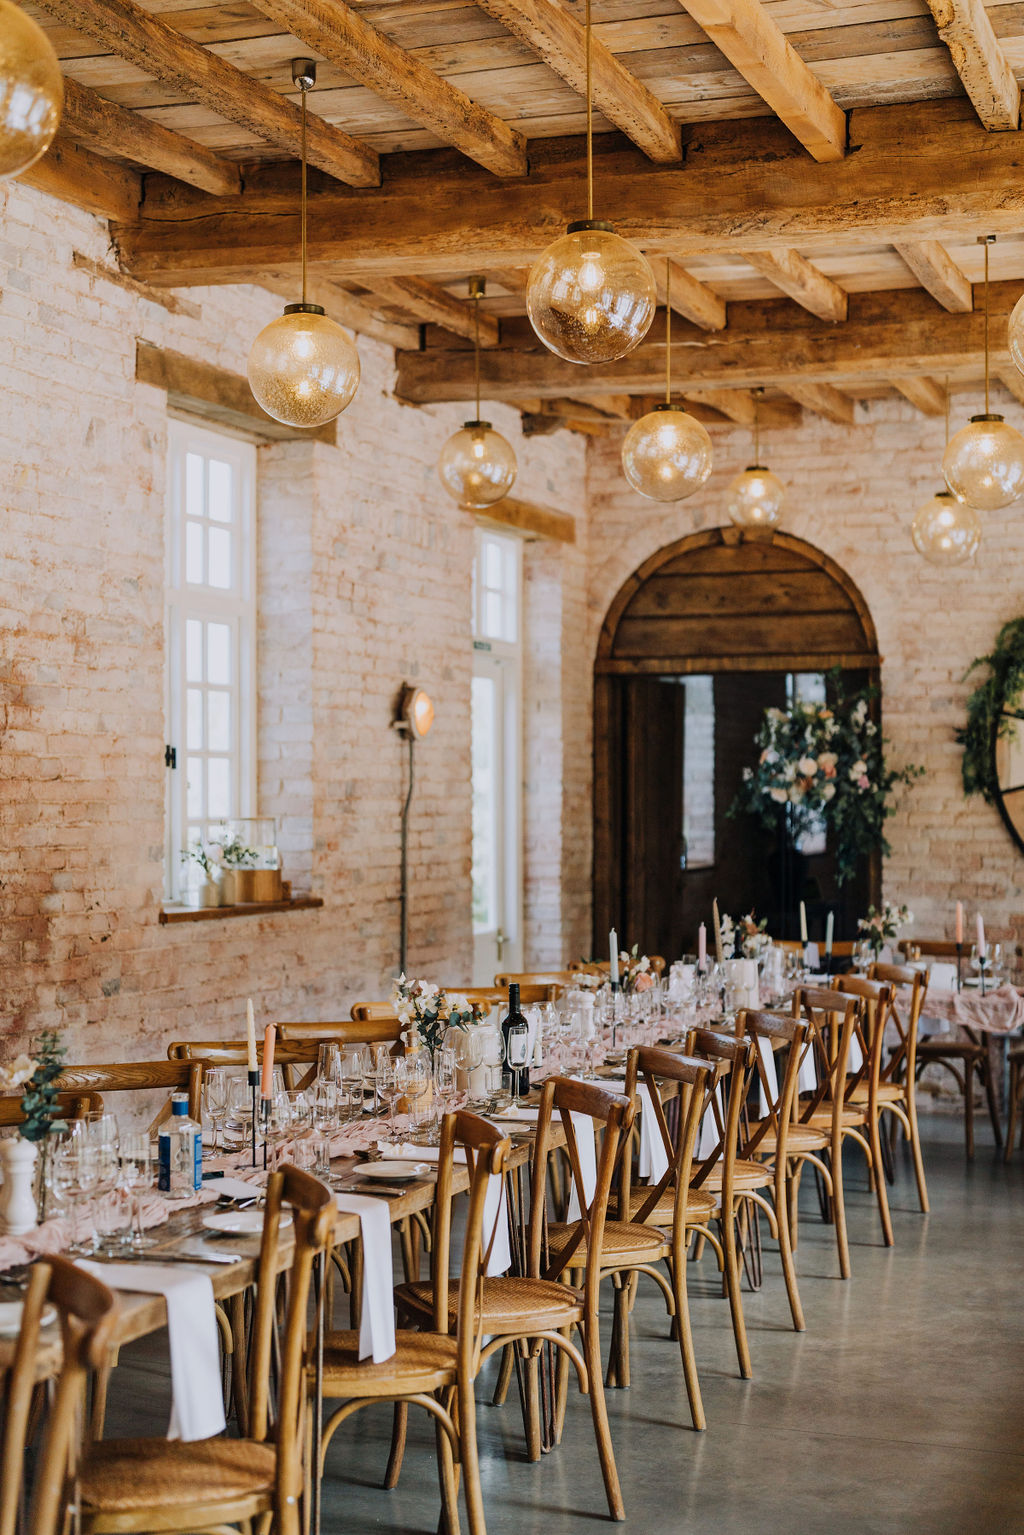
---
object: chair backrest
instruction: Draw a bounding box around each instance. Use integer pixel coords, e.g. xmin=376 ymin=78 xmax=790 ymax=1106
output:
xmin=622 ymin=1047 xmax=710 ymax=1234
xmin=494 ymin=972 xmax=571 ymax=994
xmin=736 ymin=1010 xmax=808 ymax=1164
xmin=246 ymin=1163 xmax=335 ymax=1521
xmin=51 ymin=1061 xmax=202 ymax=1126
xmin=278 ymin=1019 xmax=405 ymax=1054
xmin=688 ymin=1030 xmax=753 ymax=1200
xmin=530 ymin=1077 xmax=634 ymax=1297
xmin=870 ymin=963 xmax=928 ymax=1082
xmin=167 ymin=1039 xmax=321 ymax=1093
xmin=791 ymin=986 xmax=861 ymax=1123
xmin=427 ymin=1111 xmax=510 ymax=1375
xmin=349 ymin=1001 xmax=402 ymax=1023
xmin=901 ymin=938 xmax=958 ymax=959
xmin=1 ymin=1256 xmax=119 ymax=1535
xmin=0 ymin=1090 xmax=102 ymax=1130
xmin=832 ymin=974 xmax=893 ymax=1103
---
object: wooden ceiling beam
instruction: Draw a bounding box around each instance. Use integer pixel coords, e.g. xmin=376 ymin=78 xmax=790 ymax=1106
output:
xmin=675 ymin=0 xmax=846 ymax=162
xmin=893 ymin=240 xmax=973 ymax=312
xmin=924 ymin=0 xmax=1020 ymax=131
xmin=394 ymin=285 xmax=1023 ymax=401
xmin=258 ymin=271 xmax=420 ymax=351
xmin=18 ymin=132 xmax=141 ymax=222
xmin=629 ymin=395 xmax=801 ymax=428
xmin=998 ymin=370 xmax=1024 ymax=405
xmin=61 ymin=76 xmax=241 ymax=197
xmin=34 ymin=0 xmax=379 ymax=188
xmin=891 ymin=375 xmax=948 ymax=414
xmin=362 ymin=276 xmax=501 ymax=345
xmin=681 ymin=388 xmax=758 ymax=424
xmin=473 ymin=0 xmax=682 ymax=163
xmin=654 ymin=261 xmax=727 ymax=332
xmin=782 ymin=382 xmax=856 ymax=423
xmin=249 ymin=0 xmax=526 ymax=178
xmin=744 ymin=250 xmax=847 ymax=322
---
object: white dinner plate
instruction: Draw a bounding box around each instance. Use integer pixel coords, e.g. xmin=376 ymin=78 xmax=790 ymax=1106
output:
xmin=0 ymin=1300 xmax=56 ymax=1336
xmin=359 ymin=1160 xmax=431 ymax=1182
xmin=201 ymin=1209 xmax=291 ymax=1236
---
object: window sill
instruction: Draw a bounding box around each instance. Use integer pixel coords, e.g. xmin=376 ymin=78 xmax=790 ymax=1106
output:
xmin=159 ymin=895 xmax=323 ymax=924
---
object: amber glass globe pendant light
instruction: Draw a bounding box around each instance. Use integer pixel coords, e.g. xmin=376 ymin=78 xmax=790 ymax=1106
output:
xmin=0 ymin=0 xmax=62 ymax=181
xmin=912 ymin=377 xmax=981 ymax=566
xmin=248 ymin=60 xmax=360 ymax=427
xmin=439 ymin=277 xmax=517 ymax=507
xmin=621 ymin=263 xmax=712 ymax=499
xmin=526 ymin=0 xmax=655 ymax=364
xmin=942 ymin=235 xmax=1024 ymax=510
xmin=728 ymin=387 xmax=785 ymax=528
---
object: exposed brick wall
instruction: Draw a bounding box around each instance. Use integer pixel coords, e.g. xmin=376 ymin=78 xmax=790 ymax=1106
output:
xmin=0 ymin=182 xmax=585 ymax=1064
xmin=585 ymin=391 xmax=1024 ymax=964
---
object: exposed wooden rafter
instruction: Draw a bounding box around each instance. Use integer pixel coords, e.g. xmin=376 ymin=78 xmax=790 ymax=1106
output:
xmin=362 ymin=276 xmax=501 ymax=345
xmin=258 ymin=271 xmax=420 ymax=352
xmin=19 ymin=132 xmax=140 ymax=222
xmin=924 ymin=0 xmax=1020 ymax=131
xmin=653 ymin=261 xmax=727 ymax=332
xmin=34 ymin=0 xmax=380 ymax=188
xmin=393 ymin=283 xmax=1023 ymax=402
xmin=744 ymin=250 xmax=847 ymax=323
xmin=473 ymin=0 xmax=682 ymax=163
xmin=60 ymin=77 xmax=241 ymax=197
xmin=109 ymin=103 xmax=1016 ymax=287
xmin=249 ymin=0 xmax=526 ymax=178
xmin=893 ymin=240 xmax=973 ymax=312
xmin=891 ymin=375 xmax=948 ymax=414
xmin=782 ymin=382 xmax=856 ymax=423
xmin=676 ymin=0 xmax=847 ymax=161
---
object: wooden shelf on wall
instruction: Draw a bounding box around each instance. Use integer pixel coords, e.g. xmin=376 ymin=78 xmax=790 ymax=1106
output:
xmin=159 ymin=896 xmax=323 ymax=924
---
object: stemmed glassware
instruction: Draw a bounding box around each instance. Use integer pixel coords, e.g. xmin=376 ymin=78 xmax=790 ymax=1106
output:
xmin=337 ymin=1048 xmax=365 ymax=1124
xmin=203 ymin=1067 xmax=229 ymax=1153
xmin=119 ymin=1131 xmax=156 ymax=1250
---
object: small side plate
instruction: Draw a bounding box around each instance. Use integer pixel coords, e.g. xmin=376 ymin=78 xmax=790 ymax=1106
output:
xmin=358 ymin=1160 xmax=431 ymax=1182
xmin=201 ymin=1210 xmax=292 ymax=1236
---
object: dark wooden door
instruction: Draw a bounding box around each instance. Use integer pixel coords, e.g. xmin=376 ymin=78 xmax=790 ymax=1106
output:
xmin=621 ymin=678 xmax=686 ymax=958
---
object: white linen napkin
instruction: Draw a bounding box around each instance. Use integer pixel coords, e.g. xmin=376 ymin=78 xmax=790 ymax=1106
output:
xmin=756 ymin=1036 xmax=780 ymax=1119
xmin=565 ymin=1112 xmax=598 ymax=1221
xmin=333 ymin=1193 xmax=396 ymax=1362
xmin=696 ymin=1083 xmax=724 ymax=1161
xmin=79 ymin=1261 xmax=225 ymax=1442
xmin=374 ymin=1142 xmax=511 ymax=1276
xmin=636 ymin=1084 xmax=669 ymax=1182
xmin=928 ymin=961 xmax=958 ymax=991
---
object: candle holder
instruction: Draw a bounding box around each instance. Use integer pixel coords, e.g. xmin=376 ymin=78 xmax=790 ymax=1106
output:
xmin=248 ymin=1068 xmax=259 ymax=1167
xmin=979 ymin=956 xmax=989 ymax=997
xmin=956 ymin=941 xmax=963 ymax=993
xmin=261 ymin=1098 xmax=270 ymax=1170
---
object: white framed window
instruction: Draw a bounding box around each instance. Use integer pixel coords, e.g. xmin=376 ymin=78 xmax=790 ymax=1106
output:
xmin=471 ymin=528 xmax=522 ymax=982
xmin=165 ymin=419 xmax=257 ymax=900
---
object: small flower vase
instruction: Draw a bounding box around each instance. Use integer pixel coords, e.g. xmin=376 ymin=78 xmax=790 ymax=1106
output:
xmin=0 ymin=1136 xmax=38 ymax=1236
xmin=198 ymin=879 xmax=220 ymax=909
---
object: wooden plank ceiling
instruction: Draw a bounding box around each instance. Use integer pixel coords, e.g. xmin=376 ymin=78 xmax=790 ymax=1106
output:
xmin=19 ymin=0 xmax=1024 ymax=434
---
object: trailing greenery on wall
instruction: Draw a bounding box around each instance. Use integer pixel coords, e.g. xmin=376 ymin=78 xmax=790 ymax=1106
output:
xmin=958 ymin=617 xmax=1024 ymax=803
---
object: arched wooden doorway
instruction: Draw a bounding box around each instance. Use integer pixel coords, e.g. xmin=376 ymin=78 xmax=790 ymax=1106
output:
xmin=594 ymin=527 xmax=881 ymax=956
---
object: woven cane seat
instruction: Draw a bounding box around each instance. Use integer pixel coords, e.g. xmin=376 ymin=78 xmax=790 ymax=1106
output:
xmin=623 ymin=1186 xmax=717 ymax=1224
xmin=80 ymin=1437 xmax=276 ymax=1515
xmin=799 ymin=1103 xmax=868 ymax=1129
xmin=547 ymin=1219 xmax=670 ymax=1269
xmin=699 ymin=1158 xmax=774 ymax=1192
xmin=321 ymin=1328 xmax=459 ymax=1396
xmin=744 ymin=1121 xmax=829 ymax=1155
xmin=396 ymin=1275 xmax=583 ymax=1334
xmin=846 ymin=1081 xmax=905 ymax=1104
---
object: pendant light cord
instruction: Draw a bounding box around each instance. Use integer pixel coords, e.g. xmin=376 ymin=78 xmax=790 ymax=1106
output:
xmin=754 ymin=389 xmax=760 ymax=464
xmin=474 ymin=289 xmax=481 ymax=419
xmin=984 ymin=237 xmax=990 ymax=415
xmin=585 ymin=0 xmax=593 ymax=221
xmin=300 ymin=85 xmax=308 ymax=307
xmin=945 ymin=373 xmax=950 ymax=447
xmin=665 ymin=260 xmax=671 ymax=404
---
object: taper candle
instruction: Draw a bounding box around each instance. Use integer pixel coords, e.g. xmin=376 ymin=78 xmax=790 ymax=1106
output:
xmin=799 ymin=901 xmax=808 ymax=944
xmin=609 ymin=930 xmax=619 ymax=985
xmin=955 ymin=901 xmax=964 ymax=946
xmin=712 ymin=899 xmax=724 ymax=963
xmin=825 ymin=911 xmax=834 ymax=957
xmin=976 ymin=913 xmax=986 ymax=959
xmin=260 ymin=1022 xmax=276 ymax=1099
xmin=246 ymin=998 xmax=257 ymax=1073
xmin=698 ymin=922 xmax=707 ymax=969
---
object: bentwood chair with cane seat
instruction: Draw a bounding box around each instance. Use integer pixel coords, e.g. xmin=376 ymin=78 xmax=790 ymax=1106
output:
xmin=279 ymin=1018 xmax=405 ymax=1053
xmin=831 ymin=975 xmax=897 ymax=1247
xmin=611 ymin=1048 xmax=712 ymax=1427
xmin=867 ymin=963 xmax=930 ymax=1210
xmin=1004 ymin=1041 xmax=1024 ymax=1161
xmin=396 ymin=1078 xmax=635 ymax=1521
xmin=790 ymin=987 xmax=864 ymax=1279
xmin=315 ymin=1112 xmax=509 ymax=1535
xmin=167 ymin=1039 xmax=321 ymax=1095
xmin=0 ymin=1089 xmax=101 ymax=1129
xmin=494 ymin=972 xmax=573 ymax=993
xmin=904 ymin=969 xmax=1001 ymax=1159
xmin=0 ymin=1257 xmax=119 ymax=1535
xmin=75 ymin=1165 xmax=334 ymax=1535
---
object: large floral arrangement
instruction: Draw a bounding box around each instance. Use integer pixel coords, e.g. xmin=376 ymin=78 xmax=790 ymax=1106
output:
xmin=719 ymin=912 xmax=770 ymax=960
xmin=857 ymin=901 xmax=912 ymax=957
xmin=731 ymin=678 xmax=923 ymax=884
xmin=390 ymin=976 xmax=484 ymax=1058
xmin=618 ymin=945 xmax=654 ymax=994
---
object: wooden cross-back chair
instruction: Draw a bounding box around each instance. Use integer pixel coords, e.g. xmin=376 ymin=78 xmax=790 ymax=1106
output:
xmin=831 ymin=974 xmax=897 ymax=1247
xmin=612 ymin=1047 xmax=712 ymax=1428
xmin=900 ymin=938 xmax=959 ymax=959
xmin=317 ymin=1111 xmax=510 ymax=1535
xmin=48 ymin=1061 xmax=202 ymax=1129
xmin=899 ymin=966 xmax=1003 ymax=1160
xmin=731 ymin=1010 xmax=810 ymax=1335
xmin=277 ymin=1018 xmax=405 ymax=1056
xmin=75 ymin=1164 xmax=334 ymax=1535
xmin=0 ymin=1089 xmax=102 ymax=1130
xmin=397 ymin=1077 xmax=635 ymax=1521
xmin=868 ymin=962 xmax=930 ymax=1209
xmin=167 ymin=1038 xmax=320 ymax=1092
xmin=567 ymin=956 xmax=667 ymax=977
xmin=0 ymin=1257 xmax=119 ymax=1535
xmin=494 ymin=972 xmax=571 ymax=995
xmin=1004 ymin=1040 xmax=1024 ymax=1162
xmin=790 ymin=986 xmax=865 ymax=1279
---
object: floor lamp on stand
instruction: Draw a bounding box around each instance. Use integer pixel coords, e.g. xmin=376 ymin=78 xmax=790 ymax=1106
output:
xmin=393 ymin=683 xmax=435 ymax=975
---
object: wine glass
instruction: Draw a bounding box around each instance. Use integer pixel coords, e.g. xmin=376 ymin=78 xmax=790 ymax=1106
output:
xmin=119 ymin=1132 xmax=156 ymax=1250
xmin=203 ymin=1067 xmax=229 ymax=1153
xmin=263 ymin=1092 xmax=293 ymax=1172
xmin=502 ymin=1018 xmax=530 ymax=1108
xmin=451 ymin=1027 xmax=485 ymax=1105
xmin=398 ymin=1055 xmax=431 ymax=1143
xmin=337 ymin=1048 xmax=366 ymax=1124
xmin=317 ymin=1042 xmax=341 ymax=1084
xmin=225 ymin=1074 xmax=254 ymax=1151
xmin=370 ymin=1043 xmax=395 ymax=1116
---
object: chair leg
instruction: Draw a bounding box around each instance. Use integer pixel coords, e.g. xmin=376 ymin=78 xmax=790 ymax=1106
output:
xmin=983 ymin=1042 xmax=1004 ymax=1150
xmin=1003 ymin=1063 xmax=1019 ymax=1164
xmin=523 ymin=1347 xmax=542 ymax=1463
xmin=384 ymin=1402 xmax=408 ymax=1489
xmin=867 ymin=1111 xmax=894 ymax=1248
xmin=457 ymin=1374 xmax=487 ymax=1535
xmin=720 ymin=1203 xmax=753 ymax=1379
xmin=905 ymin=1089 xmax=930 ymax=1210
xmin=831 ymin=1140 xmax=852 ymax=1280
xmin=583 ymin=1313 xmax=625 ymax=1521
xmin=964 ymin=1060 xmax=976 ymax=1160
xmin=434 ymin=1396 xmax=461 ymax=1535
xmin=553 ymin=1326 xmax=572 ymax=1445
xmin=670 ymin=1244 xmax=706 ymax=1430
xmin=774 ymin=1167 xmax=805 ymax=1333
xmin=605 ymin=1275 xmax=631 ymax=1390
xmin=492 ymin=1342 xmax=514 ymax=1406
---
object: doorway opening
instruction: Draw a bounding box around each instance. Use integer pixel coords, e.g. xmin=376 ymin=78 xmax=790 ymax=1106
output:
xmin=593 ymin=528 xmax=880 ymax=956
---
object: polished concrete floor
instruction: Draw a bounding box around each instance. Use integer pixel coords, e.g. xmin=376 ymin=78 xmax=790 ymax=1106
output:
xmin=106 ymin=1116 xmax=1024 ymax=1533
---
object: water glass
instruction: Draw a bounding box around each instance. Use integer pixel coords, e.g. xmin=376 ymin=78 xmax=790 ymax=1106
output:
xmin=317 ymin=1042 xmax=341 ymax=1084
xmin=203 ymin=1067 xmax=229 ymax=1152
xmin=312 ymin=1133 xmax=332 ymax=1180
xmin=119 ymin=1131 xmax=155 ymax=1250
